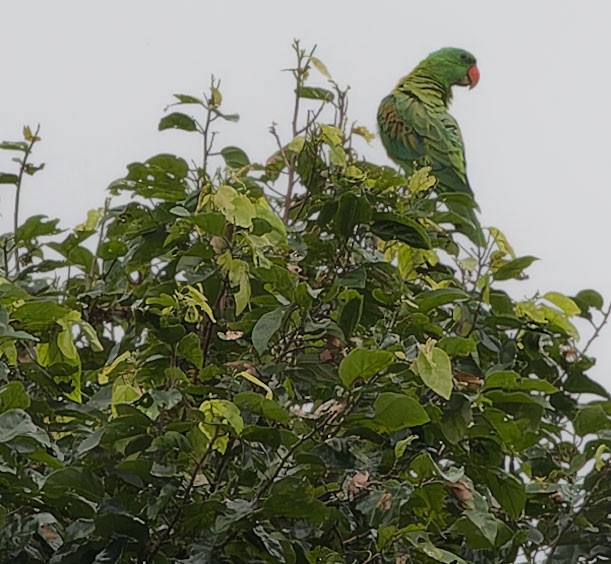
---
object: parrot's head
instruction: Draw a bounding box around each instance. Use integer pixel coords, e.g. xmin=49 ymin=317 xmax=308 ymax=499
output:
xmin=420 ymin=47 xmax=480 ymax=90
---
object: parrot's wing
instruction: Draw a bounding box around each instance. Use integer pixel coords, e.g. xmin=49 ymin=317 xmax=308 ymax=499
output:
xmin=378 ymin=93 xmax=472 ymax=195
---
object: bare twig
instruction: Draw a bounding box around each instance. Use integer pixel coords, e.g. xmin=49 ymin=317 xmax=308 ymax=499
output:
xmin=580 ymin=303 xmax=611 ymax=358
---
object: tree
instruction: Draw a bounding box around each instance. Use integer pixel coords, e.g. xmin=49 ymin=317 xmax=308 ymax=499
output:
xmin=0 ymin=41 xmax=609 ymax=564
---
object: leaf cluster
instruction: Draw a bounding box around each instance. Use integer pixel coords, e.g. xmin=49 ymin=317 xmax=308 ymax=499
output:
xmin=0 ymin=43 xmax=609 ymax=564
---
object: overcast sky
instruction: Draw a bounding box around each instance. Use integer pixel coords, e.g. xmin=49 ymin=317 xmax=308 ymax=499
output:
xmin=2 ymin=1 xmax=610 ymax=389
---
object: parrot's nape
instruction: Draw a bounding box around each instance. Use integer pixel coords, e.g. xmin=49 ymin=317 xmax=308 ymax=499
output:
xmin=377 ymin=47 xmax=483 ymax=244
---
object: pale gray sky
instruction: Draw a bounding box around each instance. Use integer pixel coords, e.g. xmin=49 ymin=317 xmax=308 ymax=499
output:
xmin=2 ymin=1 xmax=610 ymax=388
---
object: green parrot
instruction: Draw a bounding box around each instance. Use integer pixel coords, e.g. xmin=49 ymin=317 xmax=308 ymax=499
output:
xmin=377 ymin=47 xmax=483 ymax=244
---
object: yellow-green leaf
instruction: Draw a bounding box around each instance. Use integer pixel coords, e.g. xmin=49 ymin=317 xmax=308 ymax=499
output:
xmin=352 ymin=125 xmax=375 ymax=144
xmin=412 ymin=340 xmax=453 ymax=400
xmin=310 ymin=56 xmax=331 ymax=78
xmin=543 ymin=292 xmax=580 ymax=316
xmin=237 ymin=371 xmax=273 ymax=400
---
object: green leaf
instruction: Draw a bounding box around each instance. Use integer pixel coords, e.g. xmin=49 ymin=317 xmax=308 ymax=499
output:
xmin=252 ymin=307 xmax=286 ymax=355
xmin=173 ymin=93 xmax=204 ymax=104
xmin=0 ymin=141 xmax=27 ymax=152
xmin=437 ymin=336 xmax=476 ymax=357
xmin=215 ymin=111 xmax=240 ymax=122
xmin=234 ymin=391 xmax=290 ymax=425
xmin=0 ymin=173 xmax=19 ymax=184
xmin=334 ymin=192 xmax=371 ymax=237
xmin=221 ymin=146 xmax=250 ymax=168
xmin=95 ymin=507 xmax=149 ymax=542
xmin=0 ymin=382 xmax=31 ymax=413
xmin=492 ymin=256 xmax=538 ymax=281
xmin=15 ymin=215 xmax=61 ymax=242
xmin=0 ymin=409 xmax=49 ymax=446
xmin=374 ymin=392 xmax=430 ymax=431
xmin=485 ymin=472 xmax=525 ymax=520
xmin=413 ymin=341 xmax=453 ymax=400
xmin=190 ymin=211 xmax=226 ymax=235
xmin=338 ymin=348 xmax=394 ymax=388
xmin=573 ymin=405 xmax=610 ymax=436
xmin=484 ymin=370 xmax=558 ymax=393
xmin=415 ymin=288 xmax=470 ymax=313
xmin=296 ymin=86 xmax=334 ymax=102
xmin=213 ymin=185 xmax=256 ymax=228
xmin=310 ymin=56 xmax=331 ymax=78
xmin=338 ymin=293 xmax=363 ymax=340
xmin=465 ymin=509 xmax=498 ymax=546
xmin=68 ymin=245 xmax=95 ymax=271
xmin=543 ymin=292 xmax=580 ymax=316
xmin=158 ymin=112 xmax=198 ymax=132
xmin=178 ymin=332 xmax=203 ymax=369
xmin=565 ymin=372 xmax=610 ymax=398
xmin=13 ymin=301 xmax=71 ymax=331
xmin=338 ymin=266 xmax=366 ymax=289
xmin=371 ymin=212 xmax=431 ymax=249
xmin=42 ymin=467 xmax=104 ymax=502
xmin=575 ymin=289 xmax=604 ymax=310
xmin=262 ymin=477 xmax=328 ymax=522
xmin=199 ymin=399 xmax=244 ymax=436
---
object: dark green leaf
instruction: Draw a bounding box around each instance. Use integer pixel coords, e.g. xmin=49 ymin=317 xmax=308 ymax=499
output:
xmin=0 ymin=382 xmax=31 ymax=413
xmin=221 ymin=146 xmax=250 ymax=168
xmin=252 ymin=307 xmax=286 ymax=355
xmin=178 ymin=332 xmax=204 ymax=369
xmin=338 ymin=294 xmax=363 ymax=340
xmin=573 ymin=405 xmax=610 ymax=436
xmin=575 ymin=289 xmax=604 ymax=310
xmin=15 ymin=214 xmax=61 ymax=242
xmin=371 ymin=212 xmax=431 ymax=249
xmin=339 ymin=348 xmax=394 ymax=388
xmin=0 ymin=173 xmax=19 ymax=184
xmin=158 ymin=112 xmax=198 ymax=132
xmin=485 ymin=472 xmax=525 ymax=520
xmin=438 ymin=336 xmax=476 ymax=356
xmin=173 ymin=93 xmax=204 ymax=105
xmin=374 ymin=392 xmax=430 ymax=431
xmin=415 ymin=288 xmax=470 ymax=312
xmin=296 ymin=86 xmax=334 ymax=102
xmin=493 ymin=256 xmax=538 ymax=281
xmin=0 ymin=141 xmax=28 ymax=151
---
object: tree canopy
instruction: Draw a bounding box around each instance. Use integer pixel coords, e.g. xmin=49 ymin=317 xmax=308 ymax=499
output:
xmin=0 ymin=42 xmax=609 ymax=564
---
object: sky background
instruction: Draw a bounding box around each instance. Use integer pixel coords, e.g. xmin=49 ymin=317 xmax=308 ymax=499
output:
xmin=2 ymin=1 xmax=611 ymax=389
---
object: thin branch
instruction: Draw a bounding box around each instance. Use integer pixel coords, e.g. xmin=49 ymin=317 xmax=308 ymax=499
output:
xmin=466 ymin=230 xmax=493 ymax=336
xmin=144 ymin=428 xmax=220 ymax=564
xmin=283 ymin=41 xmax=316 ymax=224
xmin=252 ymin=413 xmax=333 ymax=505
xmin=13 ymin=124 xmax=41 ymax=275
xmin=552 ymin=302 xmax=611 ymax=387
xmin=580 ymin=303 xmax=611 ymax=358
xmin=545 ymin=464 xmax=610 ymax=562
xmin=88 ymin=197 xmax=111 ymax=289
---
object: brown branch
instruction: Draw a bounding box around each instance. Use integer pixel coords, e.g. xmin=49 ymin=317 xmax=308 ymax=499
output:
xmin=580 ymin=303 xmax=611 ymax=358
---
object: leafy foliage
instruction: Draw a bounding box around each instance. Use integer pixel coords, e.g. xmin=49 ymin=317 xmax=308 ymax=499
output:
xmin=0 ymin=41 xmax=609 ymax=563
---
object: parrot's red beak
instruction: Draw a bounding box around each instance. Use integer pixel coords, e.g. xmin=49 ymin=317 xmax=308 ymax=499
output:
xmin=468 ymin=65 xmax=480 ymax=89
